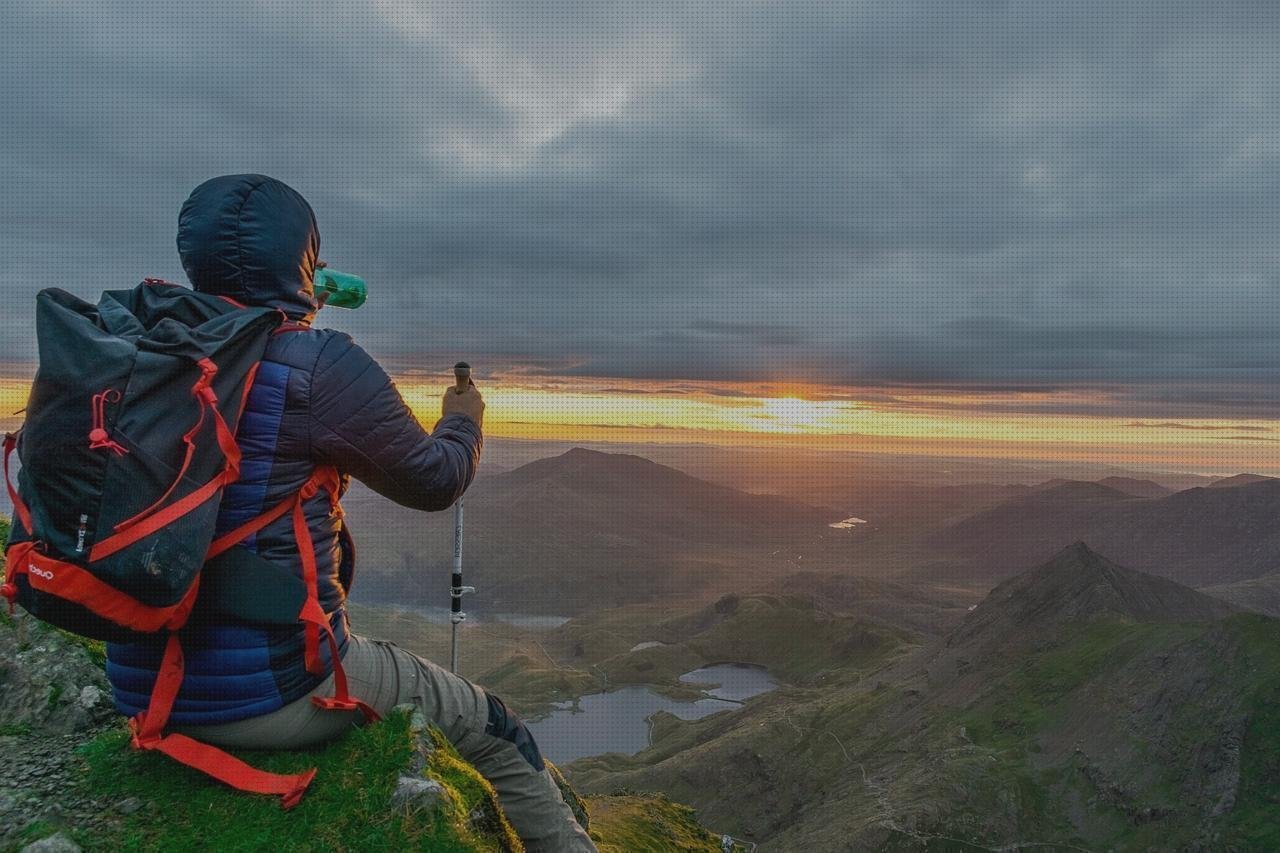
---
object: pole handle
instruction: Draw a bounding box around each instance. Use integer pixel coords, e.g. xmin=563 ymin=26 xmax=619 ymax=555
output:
xmin=453 ymin=361 xmax=471 ymax=394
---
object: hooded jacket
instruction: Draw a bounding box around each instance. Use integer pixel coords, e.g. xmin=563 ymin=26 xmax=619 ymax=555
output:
xmin=106 ymin=175 xmax=482 ymax=724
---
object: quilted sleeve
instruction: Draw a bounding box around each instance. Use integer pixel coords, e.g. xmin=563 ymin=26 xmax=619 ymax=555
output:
xmin=307 ymin=333 xmax=481 ymax=510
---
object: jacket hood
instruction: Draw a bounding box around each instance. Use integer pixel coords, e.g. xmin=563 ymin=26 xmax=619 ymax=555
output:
xmin=177 ymin=174 xmax=320 ymax=320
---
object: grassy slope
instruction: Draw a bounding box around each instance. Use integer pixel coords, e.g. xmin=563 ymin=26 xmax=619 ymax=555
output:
xmin=79 ymin=711 xmax=522 ymax=852
xmin=36 ymin=710 xmax=723 ymax=852
xmin=574 ymin=614 xmax=1280 ymax=850
xmin=945 ymin=615 xmax=1280 ymax=850
xmin=352 ymin=595 xmax=914 ymax=718
xmin=589 ymin=795 xmax=727 ymax=853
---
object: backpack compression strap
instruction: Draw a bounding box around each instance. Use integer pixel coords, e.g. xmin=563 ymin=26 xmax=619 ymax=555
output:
xmin=127 ymin=467 xmax=377 ymax=810
xmin=129 ymin=634 xmax=316 ymax=809
xmin=89 ymin=359 xmax=241 ymax=562
xmin=5 ymin=431 xmax=315 ymax=805
xmin=209 ymin=466 xmax=377 ymax=722
xmin=1 ymin=433 xmax=34 ymax=612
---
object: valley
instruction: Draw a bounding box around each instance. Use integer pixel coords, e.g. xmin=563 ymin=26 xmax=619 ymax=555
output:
xmin=343 ymin=445 xmax=1280 ymax=849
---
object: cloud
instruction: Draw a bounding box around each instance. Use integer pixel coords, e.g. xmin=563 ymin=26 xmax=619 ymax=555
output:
xmin=1128 ymin=421 xmax=1274 ymax=432
xmin=3 ymin=0 xmax=1280 ymax=419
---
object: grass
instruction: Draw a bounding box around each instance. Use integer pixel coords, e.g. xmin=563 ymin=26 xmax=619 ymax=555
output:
xmin=1222 ymin=614 xmax=1280 ymax=849
xmin=75 ymin=708 xmax=722 ymax=852
xmin=80 ymin=709 xmax=520 ymax=852
xmin=945 ymin=615 xmax=1280 ymax=850
xmin=586 ymin=793 xmax=726 ymax=852
xmin=959 ymin=619 xmax=1168 ymax=752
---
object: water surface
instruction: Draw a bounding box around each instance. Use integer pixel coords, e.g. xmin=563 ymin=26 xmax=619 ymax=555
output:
xmin=526 ymin=664 xmax=776 ymax=763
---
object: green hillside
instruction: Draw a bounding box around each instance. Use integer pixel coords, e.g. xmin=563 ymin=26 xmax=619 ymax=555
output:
xmin=571 ymin=547 xmax=1280 ymax=850
xmin=0 ymin=520 xmax=728 ymax=852
xmin=8 ymin=707 xmax=729 ymax=852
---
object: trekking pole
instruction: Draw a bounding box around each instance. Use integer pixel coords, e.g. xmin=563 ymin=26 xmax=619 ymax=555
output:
xmin=450 ymin=362 xmax=476 ymax=674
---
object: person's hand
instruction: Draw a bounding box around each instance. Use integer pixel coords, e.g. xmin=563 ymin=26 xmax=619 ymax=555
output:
xmin=442 ymin=381 xmax=485 ymax=429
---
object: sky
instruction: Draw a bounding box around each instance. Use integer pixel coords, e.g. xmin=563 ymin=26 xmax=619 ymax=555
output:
xmin=4 ymin=1 xmax=1280 ymax=469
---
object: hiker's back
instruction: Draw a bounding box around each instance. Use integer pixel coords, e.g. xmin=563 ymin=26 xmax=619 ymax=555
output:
xmin=107 ymin=326 xmax=355 ymax=725
xmin=106 ymin=311 xmax=483 ymax=724
xmin=7 ymin=172 xmax=592 ymax=846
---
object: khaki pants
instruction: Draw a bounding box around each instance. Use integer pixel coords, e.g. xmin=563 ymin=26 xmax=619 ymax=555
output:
xmin=177 ymin=634 xmax=596 ymax=853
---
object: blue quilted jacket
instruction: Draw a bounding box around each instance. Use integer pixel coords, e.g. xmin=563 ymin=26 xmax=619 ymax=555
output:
xmin=106 ymin=175 xmax=482 ymax=724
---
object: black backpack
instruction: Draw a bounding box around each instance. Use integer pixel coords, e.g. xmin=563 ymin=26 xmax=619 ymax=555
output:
xmin=3 ymin=281 xmax=372 ymax=807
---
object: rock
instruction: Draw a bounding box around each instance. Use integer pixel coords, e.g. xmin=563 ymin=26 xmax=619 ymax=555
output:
xmin=546 ymin=761 xmax=590 ymax=832
xmin=391 ymin=775 xmax=451 ymax=811
xmin=391 ymin=702 xmax=430 ymax=736
xmin=77 ymin=686 xmax=102 ymax=710
xmin=0 ymin=614 xmax=111 ymax=734
xmin=116 ymin=796 xmax=143 ymax=815
xmin=392 ymin=705 xmax=439 ymax=775
xmin=20 ymin=832 xmax=81 ymax=852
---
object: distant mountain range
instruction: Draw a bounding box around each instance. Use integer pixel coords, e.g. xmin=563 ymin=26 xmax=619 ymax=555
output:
xmin=928 ymin=477 xmax=1280 ymax=586
xmin=345 ymin=448 xmax=830 ymax=615
xmin=339 ymin=447 xmax=1280 ymax=613
xmin=572 ymin=545 xmax=1280 ymax=849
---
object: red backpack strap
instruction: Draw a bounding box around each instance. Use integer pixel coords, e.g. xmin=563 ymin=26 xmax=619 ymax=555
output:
xmin=129 ymin=634 xmax=316 ymax=809
xmin=125 ymin=463 xmax=375 ymax=805
xmin=210 ymin=467 xmax=378 ymax=721
xmin=291 ymin=468 xmax=378 ymax=722
xmin=89 ymin=359 xmax=243 ymax=563
xmin=4 ymin=432 xmax=33 ymax=534
xmin=2 ymin=434 xmax=34 ymax=612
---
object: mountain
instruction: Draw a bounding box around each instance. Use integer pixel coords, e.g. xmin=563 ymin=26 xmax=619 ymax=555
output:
xmin=571 ymin=546 xmax=1280 ymax=850
xmin=952 ymin=542 xmax=1233 ymax=639
xmin=1095 ymin=476 xmax=1173 ymax=498
xmin=481 ymin=448 xmax=824 ymax=544
xmin=1207 ymin=473 xmax=1277 ymax=489
xmin=345 ymin=449 xmax=831 ymax=615
xmin=929 ymin=478 xmax=1280 ymax=586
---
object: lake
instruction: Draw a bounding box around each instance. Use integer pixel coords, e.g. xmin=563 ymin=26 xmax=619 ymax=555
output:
xmin=525 ymin=664 xmax=777 ymax=764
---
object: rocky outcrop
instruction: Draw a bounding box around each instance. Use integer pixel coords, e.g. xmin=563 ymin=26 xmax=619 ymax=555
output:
xmin=0 ymin=613 xmax=112 ymax=735
xmin=0 ymin=612 xmax=118 ymax=849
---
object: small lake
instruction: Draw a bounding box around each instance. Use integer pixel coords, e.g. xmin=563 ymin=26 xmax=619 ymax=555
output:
xmin=830 ymin=517 xmax=868 ymax=529
xmin=525 ymin=664 xmax=776 ymax=764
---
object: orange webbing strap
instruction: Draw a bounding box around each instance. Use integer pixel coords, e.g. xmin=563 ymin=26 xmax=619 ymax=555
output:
xmin=205 ymin=486 xmax=298 ymax=560
xmin=292 ymin=472 xmax=379 ymax=723
xmin=3 ymin=433 xmax=33 ymax=534
xmin=129 ymin=634 xmax=317 ymax=809
xmin=92 ymin=361 xmax=242 ymax=563
xmin=209 ymin=465 xmax=375 ymax=721
xmin=122 ymin=465 xmax=372 ymax=808
xmin=2 ymin=435 xmax=35 ymax=612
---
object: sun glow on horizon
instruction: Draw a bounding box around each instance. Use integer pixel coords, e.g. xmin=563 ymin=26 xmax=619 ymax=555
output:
xmin=386 ymin=371 xmax=1280 ymax=470
xmin=1 ymin=370 xmax=1277 ymax=472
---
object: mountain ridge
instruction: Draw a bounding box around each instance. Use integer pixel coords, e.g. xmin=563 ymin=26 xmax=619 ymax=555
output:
xmin=571 ymin=548 xmax=1280 ymax=850
xmin=930 ymin=477 xmax=1280 ymax=586
xmin=347 ymin=448 xmax=831 ymax=615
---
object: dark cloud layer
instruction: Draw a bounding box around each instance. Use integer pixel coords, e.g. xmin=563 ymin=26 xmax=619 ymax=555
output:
xmin=4 ymin=1 xmax=1280 ymax=415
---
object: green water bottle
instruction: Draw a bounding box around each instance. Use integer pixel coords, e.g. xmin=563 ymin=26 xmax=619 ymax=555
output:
xmin=313 ymin=264 xmax=367 ymax=309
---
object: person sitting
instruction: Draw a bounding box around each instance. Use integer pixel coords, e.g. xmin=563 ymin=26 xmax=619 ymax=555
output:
xmin=104 ymin=174 xmax=596 ymax=852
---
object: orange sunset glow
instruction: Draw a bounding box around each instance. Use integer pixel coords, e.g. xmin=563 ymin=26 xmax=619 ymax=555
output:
xmin=3 ymin=371 xmax=1277 ymax=473
xmin=389 ymin=372 xmax=1278 ymax=471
